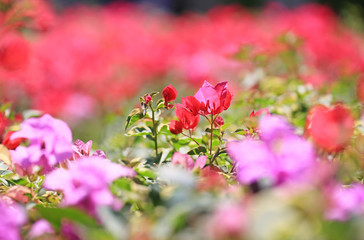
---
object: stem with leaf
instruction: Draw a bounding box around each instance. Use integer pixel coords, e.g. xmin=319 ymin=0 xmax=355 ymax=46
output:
xmin=182 ymin=131 xmax=201 ymax=147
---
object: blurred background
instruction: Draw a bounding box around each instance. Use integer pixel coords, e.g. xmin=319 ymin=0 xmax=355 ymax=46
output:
xmin=51 ymin=0 xmax=363 ymax=15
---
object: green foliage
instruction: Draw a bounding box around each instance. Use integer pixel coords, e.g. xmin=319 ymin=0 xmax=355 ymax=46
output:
xmin=36 ymin=206 xmax=99 ymax=230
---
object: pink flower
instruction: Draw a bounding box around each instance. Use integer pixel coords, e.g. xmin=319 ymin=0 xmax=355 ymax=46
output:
xmin=228 ymin=116 xmax=315 ymax=185
xmin=206 ymin=203 xmax=246 ymax=240
xmin=28 ymin=219 xmax=54 ymax=239
xmin=172 ymin=152 xmax=206 ymax=170
xmin=0 ymin=200 xmax=26 ymax=240
xmin=44 ymin=157 xmax=136 ymax=216
xmin=10 ymin=114 xmax=73 ymax=175
xmin=70 ymin=139 xmax=106 ymax=161
xmin=325 ymin=183 xmax=364 ymax=221
xmin=193 ymin=81 xmax=232 ymax=115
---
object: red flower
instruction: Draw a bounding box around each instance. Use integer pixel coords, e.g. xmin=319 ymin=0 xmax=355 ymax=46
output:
xmin=169 ymin=120 xmax=183 ymax=135
xmin=181 ymin=96 xmax=201 ymax=115
xmin=169 ymin=104 xmax=199 ymax=134
xmin=214 ymin=116 xmax=224 ymax=127
xmin=193 ymin=81 xmax=232 ymax=115
xmin=163 ymin=85 xmax=177 ymax=108
xmin=305 ymin=104 xmax=354 ymax=152
xmin=175 ymin=104 xmax=199 ymax=130
xmin=0 ymin=113 xmax=10 ymax=141
xmin=2 ymin=131 xmax=23 ymax=150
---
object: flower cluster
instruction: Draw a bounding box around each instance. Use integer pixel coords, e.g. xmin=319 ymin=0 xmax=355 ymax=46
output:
xmin=169 ymin=81 xmax=232 ymax=134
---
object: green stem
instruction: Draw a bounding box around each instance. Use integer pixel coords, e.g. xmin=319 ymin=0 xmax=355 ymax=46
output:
xmin=151 ymin=107 xmax=159 ymax=161
xmin=209 ymin=115 xmax=214 ymax=156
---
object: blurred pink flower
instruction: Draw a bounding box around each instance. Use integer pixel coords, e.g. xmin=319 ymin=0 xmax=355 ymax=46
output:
xmin=228 ymin=116 xmax=315 ymax=185
xmin=10 ymin=114 xmax=73 ymax=175
xmin=0 ymin=200 xmax=26 ymax=240
xmin=172 ymin=152 xmax=206 ymax=170
xmin=206 ymin=203 xmax=246 ymax=240
xmin=325 ymin=183 xmax=364 ymax=221
xmin=28 ymin=219 xmax=54 ymax=239
xmin=44 ymin=156 xmax=135 ymax=216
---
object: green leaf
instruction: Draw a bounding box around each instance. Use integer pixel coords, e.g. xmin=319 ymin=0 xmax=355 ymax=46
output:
xmin=233 ymin=128 xmax=248 ymax=136
xmin=156 ymin=98 xmax=166 ymax=110
xmin=321 ymin=220 xmax=357 ymax=240
xmin=136 ymin=167 xmax=157 ymax=179
xmin=126 ymin=126 xmax=153 ymax=137
xmin=187 ymin=146 xmax=207 ymax=155
xmin=150 ymin=91 xmax=160 ymax=98
xmin=125 ymin=108 xmax=144 ymax=131
xmin=111 ymin=178 xmax=132 ymax=192
xmin=205 ymin=128 xmax=220 ymax=137
xmin=36 ymin=205 xmax=99 ymax=230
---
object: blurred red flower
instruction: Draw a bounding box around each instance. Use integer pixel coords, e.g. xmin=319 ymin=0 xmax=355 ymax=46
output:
xmin=0 ymin=33 xmax=30 ymax=71
xmin=305 ymin=104 xmax=354 ymax=152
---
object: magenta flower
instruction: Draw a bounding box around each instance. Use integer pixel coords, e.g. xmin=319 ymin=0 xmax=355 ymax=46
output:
xmin=70 ymin=139 xmax=106 ymax=160
xmin=325 ymin=183 xmax=364 ymax=221
xmin=228 ymin=116 xmax=315 ymax=185
xmin=193 ymin=81 xmax=232 ymax=116
xmin=0 ymin=200 xmax=26 ymax=240
xmin=10 ymin=114 xmax=73 ymax=175
xmin=28 ymin=219 xmax=54 ymax=239
xmin=172 ymin=152 xmax=207 ymax=170
xmin=43 ymin=156 xmax=136 ymax=216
